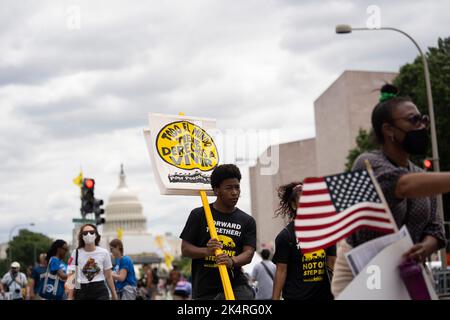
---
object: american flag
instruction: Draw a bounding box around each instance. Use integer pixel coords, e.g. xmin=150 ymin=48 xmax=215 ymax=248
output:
xmin=295 ymin=169 xmax=396 ymax=253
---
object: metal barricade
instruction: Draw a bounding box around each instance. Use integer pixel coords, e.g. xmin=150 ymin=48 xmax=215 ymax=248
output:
xmin=432 ymin=269 xmax=450 ymax=298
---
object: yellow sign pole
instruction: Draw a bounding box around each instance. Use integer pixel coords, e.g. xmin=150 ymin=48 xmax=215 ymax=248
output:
xmin=199 ymin=190 xmax=235 ymax=300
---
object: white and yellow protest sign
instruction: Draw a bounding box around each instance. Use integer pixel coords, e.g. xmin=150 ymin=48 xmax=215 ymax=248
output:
xmin=144 ymin=113 xmax=219 ymax=196
xmin=143 ymin=113 xmax=235 ymax=300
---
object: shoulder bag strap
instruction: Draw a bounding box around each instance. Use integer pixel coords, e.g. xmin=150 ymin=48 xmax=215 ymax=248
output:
xmin=260 ymin=261 xmax=274 ymax=280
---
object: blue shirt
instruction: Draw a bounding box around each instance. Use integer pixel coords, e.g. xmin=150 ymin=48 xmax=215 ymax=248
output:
xmin=113 ymin=256 xmax=137 ymax=290
xmin=32 ymin=266 xmax=47 ymax=294
xmin=48 ymin=257 xmax=67 ymax=300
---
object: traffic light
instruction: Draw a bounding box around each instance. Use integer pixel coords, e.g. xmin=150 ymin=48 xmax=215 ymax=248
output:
xmin=423 ymin=159 xmax=433 ymax=171
xmin=94 ymin=198 xmax=105 ymax=225
xmin=80 ymin=178 xmax=95 ymax=218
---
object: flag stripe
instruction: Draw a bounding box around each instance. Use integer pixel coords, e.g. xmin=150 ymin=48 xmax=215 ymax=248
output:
xmin=304 ymin=177 xmax=325 ymax=183
xmin=296 ymin=220 xmax=395 ymax=250
xmin=296 ymin=202 xmax=386 ymax=226
xmin=298 ymin=200 xmax=333 ymax=208
xmin=301 ymin=189 xmax=329 ymax=196
xmin=295 ymin=214 xmax=391 ymax=237
xmin=302 ymin=182 xmax=327 ymax=192
xmin=297 ymin=206 xmax=336 ymax=215
xmin=298 ymin=225 xmax=396 ymax=253
xmin=299 ymin=194 xmax=332 ymax=203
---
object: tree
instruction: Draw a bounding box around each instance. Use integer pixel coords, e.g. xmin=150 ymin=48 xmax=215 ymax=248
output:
xmin=4 ymin=229 xmax=53 ymax=274
xmin=394 ymin=37 xmax=450 ymax=222
xmin=172 ymin=256 xmax=192 ymax=279
xmin=344 ymin=128 xmax=376 ymax=172
xmin=345 ymin=37 xmax=450 ymax=222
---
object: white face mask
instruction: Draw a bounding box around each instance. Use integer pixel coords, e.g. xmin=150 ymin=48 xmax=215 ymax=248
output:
xmin=82 ymin=233 xmax=96 ymax=244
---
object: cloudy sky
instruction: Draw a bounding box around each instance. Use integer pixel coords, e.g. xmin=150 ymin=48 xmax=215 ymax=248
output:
xmin=1 ymin=0 xmax=448 ymax=245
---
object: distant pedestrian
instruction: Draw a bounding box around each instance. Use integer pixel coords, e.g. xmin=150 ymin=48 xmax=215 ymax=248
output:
xmin=0 ymin=262 xmax=27 ymax=300
xmin=252 ymin=249 xmax=276 ymax=300
xmin=173 ymin=276 xmax=192 ymax=300
xmin=38 ymin=240 xmax=69 ymax=300
xmin=109 ymin=239 xmax=137 ymax=300
xmin=31 ymin=253 xmax=47 ymax=300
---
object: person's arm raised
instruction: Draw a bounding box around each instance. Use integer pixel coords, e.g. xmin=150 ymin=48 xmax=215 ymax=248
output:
xmin=395 ymin=172 xmax=450 ymax=199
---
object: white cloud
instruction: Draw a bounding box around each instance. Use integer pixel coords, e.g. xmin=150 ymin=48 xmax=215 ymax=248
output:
xmin=0 ymin=0 xmax=449 ymax=243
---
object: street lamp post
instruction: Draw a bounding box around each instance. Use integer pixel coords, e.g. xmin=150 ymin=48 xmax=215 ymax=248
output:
xmin=8 ymin=223 xmax=35 ymax=265
xmin=335 ymin=24 xmax=447 ymax=269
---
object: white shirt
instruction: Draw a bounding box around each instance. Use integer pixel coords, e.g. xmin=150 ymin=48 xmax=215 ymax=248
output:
xmin=68 ymin=247 xmax=113 ymax=284
xmin=1 ymin=271 xmax=27 ymax=300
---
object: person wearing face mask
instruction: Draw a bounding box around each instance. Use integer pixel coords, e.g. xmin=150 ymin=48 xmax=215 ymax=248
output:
xmin=331 ymin=84 xmax=449 ymax=298
xmin=67 ymin=224 xmax=118 ymax=300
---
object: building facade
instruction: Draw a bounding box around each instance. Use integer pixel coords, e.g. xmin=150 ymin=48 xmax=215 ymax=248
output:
xmin=249 ymin=70 xmax=397 ymax=250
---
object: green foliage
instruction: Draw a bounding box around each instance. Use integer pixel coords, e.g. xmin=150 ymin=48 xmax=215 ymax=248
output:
xmin=394 ymin=37 xmax=450 ymax=221
xmin=345 ymin=128 xmax=377 ymax=171
xmin=4 ymin=229 xmax=53 ymax=272
xmin=172 ymin=256 xmax=191 ymax=278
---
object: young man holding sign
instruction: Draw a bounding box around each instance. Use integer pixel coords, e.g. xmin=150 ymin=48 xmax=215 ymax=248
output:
xmin=180 ymin=164 xmax=257 ymax=300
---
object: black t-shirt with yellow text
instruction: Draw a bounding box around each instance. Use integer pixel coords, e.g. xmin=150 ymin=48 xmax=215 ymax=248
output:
xmin=272 ymin=221 xmax=335 ymax=300
xmin=180 ymin=204 xmax=257 ymax=299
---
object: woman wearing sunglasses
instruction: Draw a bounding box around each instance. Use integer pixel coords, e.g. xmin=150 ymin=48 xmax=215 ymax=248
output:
xmin=37 ymin=240 xmax=69 ymax=300
xmin=67 ymin=224 xmax=118 ymax=300
xmin=331 ymin=84 xmax=448 ymax=297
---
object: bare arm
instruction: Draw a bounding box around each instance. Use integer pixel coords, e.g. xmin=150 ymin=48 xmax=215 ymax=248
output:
xmin=57 ymin=269 xmax=68 ymax=281
xmin=272 ymin=263 xmax=287 ymax=300
xmin=104 ymin=269 xmax=118 ymax=300
xmin=395 ymin=172 xmax=450 ymax=198
xmin=181 ymin=239 xmax=222 ymax=259
xmin=112 ymin=269 xmax=128 ymax=283
xmin=327 ymin=256 xmax=337 ymax=271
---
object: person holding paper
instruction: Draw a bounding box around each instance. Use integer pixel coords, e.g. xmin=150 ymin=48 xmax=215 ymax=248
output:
xmin=332 ymin=84 xmax=447 ymax=297
xmin=180 ymin=164 xmax=257 ymax=300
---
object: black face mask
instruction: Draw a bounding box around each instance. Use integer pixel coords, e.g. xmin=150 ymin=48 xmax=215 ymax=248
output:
xmin=395 ymin=127 xmax=429 ymax=155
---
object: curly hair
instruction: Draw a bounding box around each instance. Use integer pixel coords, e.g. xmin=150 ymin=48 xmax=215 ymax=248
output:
xmin=275 ymin=182 xmax=302 ymax=220
xmin=210 ymin=164 xmax=241 ymax=189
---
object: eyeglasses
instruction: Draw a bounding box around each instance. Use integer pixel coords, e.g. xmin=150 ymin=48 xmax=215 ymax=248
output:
xmin=82 ymin=230 xmax=96 ymax=236
xmin=391 ymin=114 xmax=430 ymax=127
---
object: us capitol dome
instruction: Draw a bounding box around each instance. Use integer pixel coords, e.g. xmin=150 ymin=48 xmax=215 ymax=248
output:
xmin=103 ymin=164 xmax=147 ymax=234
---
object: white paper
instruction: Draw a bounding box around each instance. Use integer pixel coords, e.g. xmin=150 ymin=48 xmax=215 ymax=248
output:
xmin=345 ymin=226 xmax=409 ymax=276
xmin=338 ymin=232 xmax=438 ymax=300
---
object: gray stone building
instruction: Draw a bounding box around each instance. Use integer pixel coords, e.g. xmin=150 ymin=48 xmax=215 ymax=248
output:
xmin=249 ymin=70 xmax=397 ymax=250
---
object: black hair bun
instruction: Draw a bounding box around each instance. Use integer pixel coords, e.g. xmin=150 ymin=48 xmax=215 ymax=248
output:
xmin=380 ymin=83 xmax=399 ymax=94
xmin=379 ymin=84 xmax=399 ymax=102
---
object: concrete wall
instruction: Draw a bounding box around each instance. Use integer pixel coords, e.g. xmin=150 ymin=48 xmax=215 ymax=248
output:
xmin=249 ymin=70 xmax=398 ymax=251
xmin=314 ymin=70 xmax=397 ymax=176
xmin=250 ymin=138 xmax=317 ymax=250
